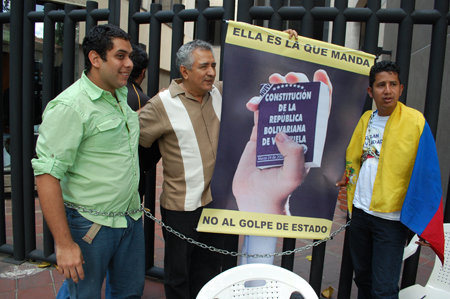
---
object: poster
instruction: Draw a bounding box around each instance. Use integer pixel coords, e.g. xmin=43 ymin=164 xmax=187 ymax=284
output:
xmin=197 ymin=21 xmax=375 ymax=239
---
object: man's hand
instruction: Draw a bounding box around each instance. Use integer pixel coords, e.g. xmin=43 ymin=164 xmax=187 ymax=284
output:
xmin=35 ymin=174 xmax=86 ymax=283
xmin=283 ymin=29 xmax=298 ymax=40
xmin=56 ymin=241 xmax=85 ymax=283
xmin=336 ymin=173 xmax=347 ymax=188
xmin=233 ymin=70 xmax=332 ymax=215
xmin=416 ymin=237 xmax=431 ymax=247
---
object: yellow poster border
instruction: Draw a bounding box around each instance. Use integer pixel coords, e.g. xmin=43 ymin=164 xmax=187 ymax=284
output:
xmin=225 ymin=20 xmax=375 ymax=76
xmin=197 ymin=208 xmax=333 ymax=239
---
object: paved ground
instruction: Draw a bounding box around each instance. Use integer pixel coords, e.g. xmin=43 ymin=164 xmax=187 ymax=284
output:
xmin=0 ymin=163 xmax=437 ymax=298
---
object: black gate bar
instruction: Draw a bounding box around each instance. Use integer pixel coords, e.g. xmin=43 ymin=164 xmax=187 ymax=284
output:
xmin=1 ymin=2 xmax=449 ymax=299
xmin=9 ymin=0 xmax=25 ymax=263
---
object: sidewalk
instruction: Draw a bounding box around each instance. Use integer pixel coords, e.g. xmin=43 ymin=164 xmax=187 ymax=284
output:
xmin=0 ymin=164 xmax=436 ymax=298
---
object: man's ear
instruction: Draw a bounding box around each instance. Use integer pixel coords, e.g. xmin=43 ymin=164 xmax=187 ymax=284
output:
xmin=88 ymin=50 xmax=101 ymax=69
xmin=180 ymin=65 xmax=189 ymax=80
xmin=367 ymin=86 xmax=373 ymax=98
xmin=140 ymin=69 xmax=146 ymax=80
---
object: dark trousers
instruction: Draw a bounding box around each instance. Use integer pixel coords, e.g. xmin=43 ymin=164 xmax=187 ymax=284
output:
xmin=161 ymin=206 xmax=224 ymax=299
xmin=349 ymin=207 xmax=408 ymax=299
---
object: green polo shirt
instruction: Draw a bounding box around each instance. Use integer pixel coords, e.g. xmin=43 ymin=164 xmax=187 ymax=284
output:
xmin=32 ymin=72 xmax=141 ymax=228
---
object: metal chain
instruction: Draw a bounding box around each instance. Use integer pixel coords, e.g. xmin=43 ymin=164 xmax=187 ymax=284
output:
xmin=143 ymin=207 xmax=351 ymax=259
xmin=64 ymin=202 xmax=350 ymax=258
xmin=64 ymin=202 xmax=145 ymax=217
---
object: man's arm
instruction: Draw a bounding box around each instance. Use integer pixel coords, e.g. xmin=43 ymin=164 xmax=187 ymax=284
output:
xmin=139 ymin=98 xmax=165 ymax=148
xmin=36 ymin=174 xmax=85 ymax=283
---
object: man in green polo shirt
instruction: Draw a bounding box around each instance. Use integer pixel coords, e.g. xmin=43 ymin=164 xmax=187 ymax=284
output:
xmin=31 ymin=25 xmax=144 ymax=298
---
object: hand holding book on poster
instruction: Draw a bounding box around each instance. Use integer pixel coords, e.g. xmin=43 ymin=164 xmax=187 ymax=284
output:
xmin=232 ymin=71 xmax=332 ymax=215
xmin=267 ymin=70 xmax=333 ymax=111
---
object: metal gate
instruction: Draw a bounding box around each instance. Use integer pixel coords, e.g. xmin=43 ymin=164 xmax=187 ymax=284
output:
xmin=1 ymin=1 xmax=449 ymax=298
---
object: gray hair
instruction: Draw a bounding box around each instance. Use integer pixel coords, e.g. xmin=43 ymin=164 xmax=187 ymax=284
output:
xmin=176 ymin=40 xmax=214 ymax=71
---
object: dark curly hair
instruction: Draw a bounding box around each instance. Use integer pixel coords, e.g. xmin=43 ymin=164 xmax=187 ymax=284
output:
xmin=82 ymin=24 xmax=131 ymax=73
xmin=369 ymin=60 xmax=401 ymax=88
xmin=129 ymin=45 xmax=149 ymax=81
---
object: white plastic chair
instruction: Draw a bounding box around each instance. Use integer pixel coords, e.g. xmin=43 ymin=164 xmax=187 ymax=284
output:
xmin=196 ymin=263 xmax=318 ymax=299
xmin=399 ymin=223 xmax=450 ymax=299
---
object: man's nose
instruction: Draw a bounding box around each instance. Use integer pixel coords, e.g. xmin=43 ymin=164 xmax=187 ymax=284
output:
xmin=207 ymin=66 xmax=215 ymax=75
xmin=385 ymin=84 xmax=392 ymax=93
xmin=126 ymin=57 xmax=133 ymax=68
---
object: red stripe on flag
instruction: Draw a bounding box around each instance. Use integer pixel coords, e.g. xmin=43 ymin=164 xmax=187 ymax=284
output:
xmin=420 ymin=200 xmax=445 ymax=264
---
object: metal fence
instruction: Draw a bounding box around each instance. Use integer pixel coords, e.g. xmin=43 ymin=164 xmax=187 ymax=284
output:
xmin=1 ymin=0 xmax=449 ymax=298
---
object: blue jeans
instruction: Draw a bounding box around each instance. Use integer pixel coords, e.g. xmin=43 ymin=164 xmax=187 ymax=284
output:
xmin=349 ymin=207 xmax=407 ymax=299
xmin=56 ymin=208 xmax=145 ymax=299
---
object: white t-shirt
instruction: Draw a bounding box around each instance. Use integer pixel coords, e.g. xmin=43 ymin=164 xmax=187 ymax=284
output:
xmin=353 ymin=113 xmax=401 ymax=221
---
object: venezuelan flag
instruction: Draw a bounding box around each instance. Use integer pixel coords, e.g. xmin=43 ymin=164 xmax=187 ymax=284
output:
xmin=401 ymin=121 xmax=445 ymax=264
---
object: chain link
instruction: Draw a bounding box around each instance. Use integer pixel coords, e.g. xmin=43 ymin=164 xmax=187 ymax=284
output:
xmin=143 ymin=207 xmax=351 ymax=259
xmin=65 ymin=202 xmax=350 ymax=258
xmin=64 ymin=202 xmax=145 ymax=217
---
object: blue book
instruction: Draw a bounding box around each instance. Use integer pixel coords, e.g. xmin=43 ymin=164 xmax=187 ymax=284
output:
xmin=256 ymin=82 xmax=330 ymax=169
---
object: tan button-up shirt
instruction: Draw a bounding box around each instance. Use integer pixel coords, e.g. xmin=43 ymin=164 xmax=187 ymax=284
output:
xmin=139 ymin=79 xmax=223 ymax=211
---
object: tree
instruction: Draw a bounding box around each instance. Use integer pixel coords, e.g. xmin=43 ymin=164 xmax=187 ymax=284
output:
xmin=3 ymin=0 xmax=10 ymax=12
xmin=55 ymin=23 xmax=64 ymax=46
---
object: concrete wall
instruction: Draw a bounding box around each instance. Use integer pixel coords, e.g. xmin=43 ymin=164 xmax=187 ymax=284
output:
xmin=49 ymin=0 xmax=87 ymax=5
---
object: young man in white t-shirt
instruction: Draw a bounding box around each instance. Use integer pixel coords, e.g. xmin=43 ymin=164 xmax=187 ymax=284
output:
xmin=337 ymin=60 xmax=431 ymax=299
xmin=352 ymin=62 xmax=404 ymax=299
